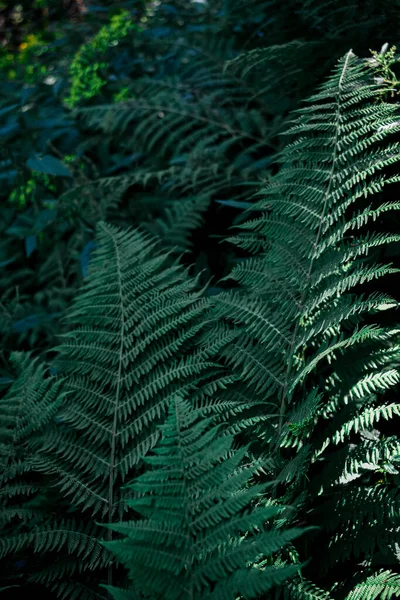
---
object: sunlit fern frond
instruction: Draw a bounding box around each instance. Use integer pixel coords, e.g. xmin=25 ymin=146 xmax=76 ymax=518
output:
xmin=214 ymin=48 xmax=400 ymax=591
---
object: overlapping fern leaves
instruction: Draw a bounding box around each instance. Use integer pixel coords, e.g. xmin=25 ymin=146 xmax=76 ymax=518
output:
xmin=0 ymin=353 xmax=67 ymax=590
xmin=344 ymin=570 xmax=400 ymax=599
xmin=2 ymin=4 xmax=400 ymax=597
xmin=4 ymin=0 xmax=400 ymax=358
xmin=37 ymin=223 xmax=217 ymax=513
xmin=0 ymin=352 xmax=64 ymax=520
xmin=0 ymin=223 xmax=221 ymax=598
xmin=73 ymin=36 xmax=276 ymax=206
xmin=213 ymin=50 xmax=400 ymax=594
xmin=217 ymin=48 xmax=400 ymax=436
xmin=102 ymin=396 xmax=307 ymax=600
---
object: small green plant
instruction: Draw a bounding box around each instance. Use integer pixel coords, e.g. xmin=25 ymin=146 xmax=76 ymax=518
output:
xmin=65 ymin=10 xmax=136 ymax=107
xmin=369 ymin=44 xmax=400 ymax=97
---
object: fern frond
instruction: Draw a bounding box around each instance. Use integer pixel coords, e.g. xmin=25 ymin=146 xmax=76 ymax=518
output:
xmin=102 ymin=396 xmax=307 ymax=600
xmin=281 ymin=576 xmax=334 ymax=599
xmin=0 ymin=352 xmax=67 ymax=587
xmin=218 ymin=47 xmax=400 ymax=437
xmin=215 ymin=48 xmax=400 ymax=590
xmin=344 ymin=570 xmax=400 ymax=600
xmin=35 ymin=222 xmax=216 ymax=518
xmin=0 ymin=222 xmax=221 ymax=596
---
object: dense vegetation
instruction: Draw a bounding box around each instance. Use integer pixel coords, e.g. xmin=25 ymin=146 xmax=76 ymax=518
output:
xmin=1 ymin=1 xmax=400 ymax=598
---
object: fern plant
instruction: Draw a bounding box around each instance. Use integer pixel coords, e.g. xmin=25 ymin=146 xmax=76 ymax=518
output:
xmin=344 ymin=570 xmax=400 ymax=600
xmin=102 ymin=395 xmax=308 ymax=600
xmin=213 ymin=49 xmax=400 ymax=595
xmin=0 ymin=222 xmax=222 ymax=598
xmin=0 ymin=352 xmax=66 ymax=590
xmin=2 ymin=2 xmax=400 ymax=598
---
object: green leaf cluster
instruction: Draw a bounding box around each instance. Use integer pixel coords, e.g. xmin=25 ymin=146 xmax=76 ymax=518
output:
xmin=1 ymin=2 xmax=400 ymax=600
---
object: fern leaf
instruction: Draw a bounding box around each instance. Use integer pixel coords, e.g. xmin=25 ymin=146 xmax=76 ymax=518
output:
xmin=102 ymin=396 xmax=308 ymax=600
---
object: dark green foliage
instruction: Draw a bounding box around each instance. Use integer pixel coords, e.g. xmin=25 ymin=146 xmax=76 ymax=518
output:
xmin=214 ymin=50 xmax=400 ymax=595
xmin=37 ymin=222 xmax=216 ymax=514
xmin=344 ymin=571 xmax=400 ymax=600
xmin=0 ymin=352 xmax=69 ymax=591
xmin=102 ymin=396 xmax=306 ymax=600
xmin=1 ymin=1 xmax=400 ymax=599
xmin=2 ymin=0 xmax=400 ymax=358
xmin=216 ymin=49 xmax=400 ymax=425
xmin=1 ymin=222 xmax=220 ymax=598
xmin=0 ymin=352 xmax=63 ymax=520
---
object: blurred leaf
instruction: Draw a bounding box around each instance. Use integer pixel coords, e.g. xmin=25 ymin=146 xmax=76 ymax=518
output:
xmin=216 ymin=200 xmax=252 ymax=209
xmin=0 ymin=104 xmax=18 ymax=118
xmin=25 ymin=235 xmax=37 ymax=257
xmin=26 ymin=155 xmax=72 ymax=177
xmin=80 ymin=240 xmax=97 ymax=278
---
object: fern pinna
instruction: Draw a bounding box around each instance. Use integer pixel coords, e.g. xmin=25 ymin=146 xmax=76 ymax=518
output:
xmin=213 ymin=50 xmax=400 ymax=596
xmin=102 ymin=395 xmax=307 ymax=600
